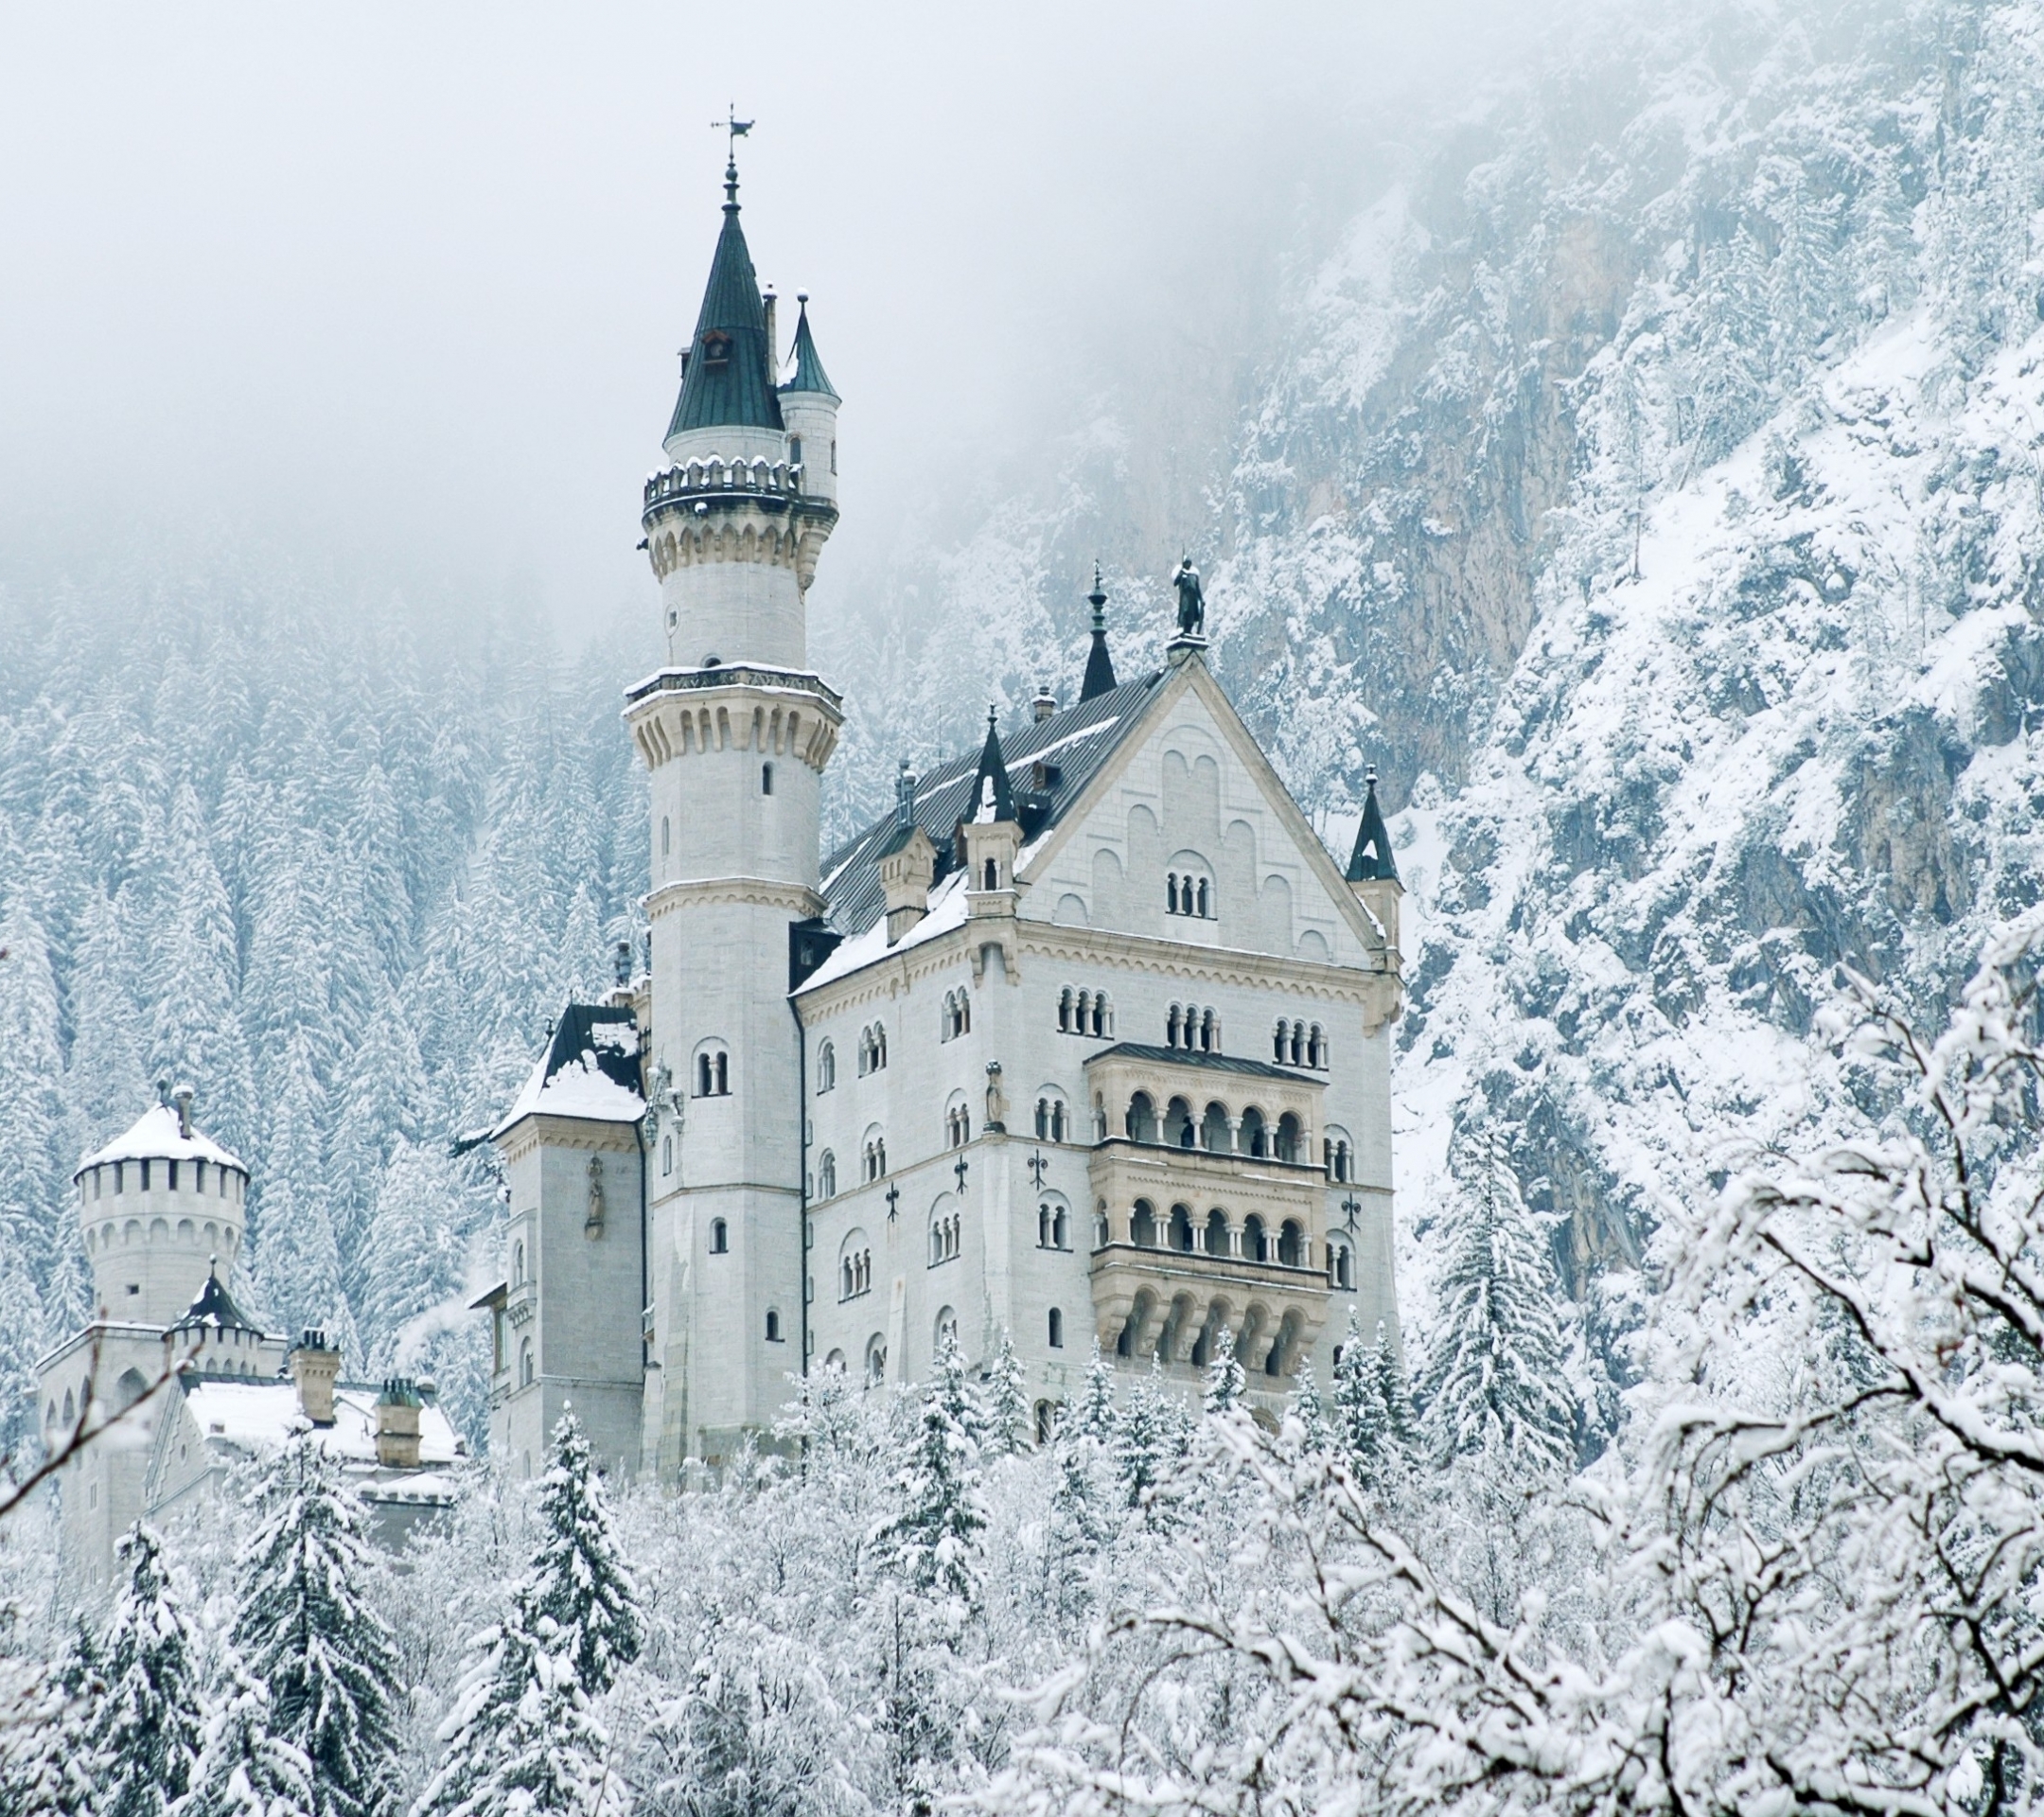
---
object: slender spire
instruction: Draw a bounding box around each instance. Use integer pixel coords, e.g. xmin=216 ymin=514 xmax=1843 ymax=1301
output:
xmin=1346 ymin=768 xmax=1400 ymax=883
xmin=665 ymin=157 xmax=784 ymax=440
xmin=1079 ymin=561 xmax=1118 ymax=701
xmin=782 ymin=293 xmax=839 ymax=400
xmin=967 ymin=707 xmax=1017 ymax=824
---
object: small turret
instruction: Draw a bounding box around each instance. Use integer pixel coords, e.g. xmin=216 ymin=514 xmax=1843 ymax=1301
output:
xmin=959 ymin=708 xmax=1021 ymax=896
xmin=1080 ymin=563 xmax=1118 ymax=701
xmin=779 ymin=293 xmax=840 ymax=509
xmin=877 ymin=761 xmax=936 ymax=945
xmin=1346 ymin=768 xmax=1402 ymax=961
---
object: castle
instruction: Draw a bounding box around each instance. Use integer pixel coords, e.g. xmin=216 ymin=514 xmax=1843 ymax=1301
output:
xmin=478 ymin=154 xmax=1406 ymax=1482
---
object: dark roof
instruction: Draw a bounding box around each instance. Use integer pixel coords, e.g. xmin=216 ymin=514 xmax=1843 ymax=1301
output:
xmin=965 ymin=710 xmax=1018 ymax=826
xmin=1084 ymin=1043 xmax=1324 ymax=1085
xmin=666 ymin=179 xmax=784 ymax=439
xmin=1081 ymin=568 xmax=1118 ymax=702
xmin=819 ymin=671 xmax=1163 ymax=938
xmin=170 ymin=1263 xmax=260 ymax=1336
xmin=1346 ymin=774 xmax=1400 ymax=883
xmin=541 ymin=1003 xmax=643 ymax=1098
xmin=781 ymin=297 xmax=837 ymax=400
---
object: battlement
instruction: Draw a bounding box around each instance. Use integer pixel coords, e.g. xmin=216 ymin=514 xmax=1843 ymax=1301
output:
xmin=643 ymin=456 xmax=822 ymax=519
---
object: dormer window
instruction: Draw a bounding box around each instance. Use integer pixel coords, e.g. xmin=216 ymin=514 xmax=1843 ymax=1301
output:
xmin=700 ymin=330 xmax=732 ymax=369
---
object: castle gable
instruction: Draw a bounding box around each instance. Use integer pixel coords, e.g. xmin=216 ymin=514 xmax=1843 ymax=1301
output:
xmin=1016 ymin=660 xmax=1381 ymax=969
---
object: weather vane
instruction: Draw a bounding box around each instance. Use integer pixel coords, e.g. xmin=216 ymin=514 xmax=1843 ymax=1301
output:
xmin=712 ymin=104 xmax=754 ymax=160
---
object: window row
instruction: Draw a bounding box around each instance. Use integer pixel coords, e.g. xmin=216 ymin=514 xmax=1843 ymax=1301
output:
xmin=1099 ymin=1198 xmax=1357 ymax=1288
xmin=81 ymin=1159 xmax=245 ymax=1202
xmin=1273 ymin=1018 xmax=1328 ymax=1069
xmin=820 ymin=1308 xmax=1071 ymax=1395
xmin=839 ymin=1237 xmax=873 ymax=1300
xmin=1056 ymin=987 xmax=1114 ymax=1037
xmin=1166 ymin=1003 xmax=1221 ymax=1052
xmin=87 ymin=1216 xmax=240 ymax=1257
xmin=942 ymin=989 xmax=972 ymax=1041
xmin=1122 ymin=1092 xmax=1317 ymax=1163
xmin=857 ymin=1023 xmax=889 ymax=1075
xmin=945 ymin=1098 xmax=972 ymax=1148
xmin=696 ymin=1048 xmax=730 ymax=1097
xmin=928 ymin=1205 xmax=961 ymax=1266
xmin=1033 ymin=1094 xmax=1070 ymax=1142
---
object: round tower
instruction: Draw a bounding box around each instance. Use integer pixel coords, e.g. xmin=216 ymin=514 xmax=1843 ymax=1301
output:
xmin=642 ymin=155 xmax=838 ymax=672
xmin=75 ymin=1086 xmax=250 ymax=1326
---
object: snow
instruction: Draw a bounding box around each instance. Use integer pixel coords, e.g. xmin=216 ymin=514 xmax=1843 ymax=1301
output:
xmin=795 ymin=867 xmax=973 ymax=996
xmin=184 ymin=1379 xmax=464 ymax=1474
xmin=492 ymin=1019 xmax=643 ymax=1134
xmin=79 ymin=1103 xmax=245 ymax=1174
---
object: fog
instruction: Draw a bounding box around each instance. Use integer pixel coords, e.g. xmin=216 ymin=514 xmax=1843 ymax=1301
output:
xmin=0 ymin=2 xmax=1553 ymax=642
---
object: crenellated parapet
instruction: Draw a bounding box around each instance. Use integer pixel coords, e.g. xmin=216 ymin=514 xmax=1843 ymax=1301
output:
xmin=624 ymin=665 xmax=842 ymax=774
xmin=642 ymin=458 xmax=838 ymax=591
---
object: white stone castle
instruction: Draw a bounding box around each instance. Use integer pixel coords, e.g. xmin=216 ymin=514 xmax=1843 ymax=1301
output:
xmin=479 ymin=155 xmax=1406 ymax=1482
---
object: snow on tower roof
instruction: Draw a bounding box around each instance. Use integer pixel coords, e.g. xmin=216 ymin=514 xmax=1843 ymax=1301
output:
xmin=78 ymin=1103 xmax=245 ymax=1179
xmin=176 ymin=1378 xmax=464 ymax=1503
xmin=492 ymin=1003 xmax=643 ymax=1138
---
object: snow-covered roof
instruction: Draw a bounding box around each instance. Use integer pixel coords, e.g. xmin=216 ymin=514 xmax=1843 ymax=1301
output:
xmin=79 ymin=1103 xmax=245 ymax=1177
xmin=181 ymin=1379 xmax=464 ymax=1478
xmin=796 ymin=867 xmax=974 ymax=997
xmin=492 ymin=1004 xmax=643 ymax=1137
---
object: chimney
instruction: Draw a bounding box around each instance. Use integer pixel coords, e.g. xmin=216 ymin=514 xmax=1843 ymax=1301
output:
xmin=878 ymin=761 xmax=936 ymax=945
xmin=374 ymin=1378 xmax=423 ymax=1469
xmin=289 ymin=1330 xmax=341 ymax=1426
xmin=172 ymin=1085 xmax=195 ymax=1138
xmin=1031 ymin=681 xmax=1057 ymax=723
xmin=762 ymin=289 xmax=778 ymax=381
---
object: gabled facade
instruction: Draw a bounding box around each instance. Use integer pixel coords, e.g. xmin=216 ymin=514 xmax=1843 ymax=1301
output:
xmin=485 ymin=164 xmax=1403 ymax=1476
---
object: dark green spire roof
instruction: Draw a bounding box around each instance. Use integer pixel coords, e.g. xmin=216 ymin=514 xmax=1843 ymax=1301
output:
xmin=781 ymin=294 xmax=838 ymax=400
xmin=665 ymin=163 xmax=784 ymax=440
xmin=1080 ymin=562 xmax=1118 ymax=702
xmin=963 ymin=708 xmax=1017 ymax=825
xmin=1346 ymin=771 xmax=1400 ymax=883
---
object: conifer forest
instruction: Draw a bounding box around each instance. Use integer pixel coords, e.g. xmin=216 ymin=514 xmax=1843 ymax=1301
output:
xmin=9 ymin=0 xmax=2044 ymax=1811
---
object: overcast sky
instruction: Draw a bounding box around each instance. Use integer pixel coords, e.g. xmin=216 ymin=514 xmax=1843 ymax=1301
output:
xmin=0 ymin=3 xmax=1547 ymax=641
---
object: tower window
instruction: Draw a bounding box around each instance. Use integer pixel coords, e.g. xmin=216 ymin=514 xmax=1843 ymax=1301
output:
xmin=762 ymin=763 xmax=774 ymax=796
xmin=789 ymin=434 xmax=803 ymax=467
xmin=766 ymin=1308 xmax=783 ymax=1342
xmin=661 ymin=816 xmax=671 ymax=857
xmin=662 ymin=1136 xmax=673 ymax=1176
xmin=710 ymin=1218 xmax=729 ymax=1254
xmin=816 ymin=1041 xmax=837 ymax=1092
xmin=696 ymin=1049 xmax=731 ymax=1097
xmin=1048 ymin=1307 xmax=1065 ymax=1349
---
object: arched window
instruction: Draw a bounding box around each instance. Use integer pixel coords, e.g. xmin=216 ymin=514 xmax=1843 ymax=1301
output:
xmin=696 ymin=1047 xmax=731 ymax=1097
xmin=1125 ymin=1092 xmax=1158 ymax=1143
xmin=1058 ymin=987 xmax=1073 ymax=1032
xmin=817 ymin=1150 xmax=837 ymax=1198
xmin=928 ymin=1196 xmax=961 ymax=1266
xmin=762 ymin=762 xmax=774 ymax=795
xmin=865 ymin=1334 xmax=887 ymax=1387
xmin=1241 ymin=1107 xmax=1268 ymax=1157
xmin=519 ymin=1339 xmax=535 ymax=1387
xmin=838 ymin=1229 xmax=872 ymax=1301
xmin=710 ymin=1218 xmax=729 ymax=1254
xmin=661 ymin=816 xmax=671 ymax=857
xmin=766 ymin=1308 xmax=784 ymax=1340
xmin=662 ymin=1135 xmax=673 ymax=1175
xmin=1243 ymin=1214 xmax=1268 ymax=1262
xmin=1276 ymin=1112 xmax=1303 ymax=1165
xmin=934 ymin=1305 xmax=959 ymax=1352
xmin=982 ymin=856 xmax=999 ymax=891
xmin=1166 ymin=856 xmax=1215 ymax=918
xmin=945 ymin=1093 xmax=971 ymax=1149
xmin=825 ymin=1348 xmax=846 ymax=1371
xmin=1325 ymin=1125 xmax=1354 ymax=1183
xmin=1204 ymin=1208 xmax=1229 ymax=1256
xmin=1037 ymin=1194 xmax=1071 ymax=1250
xmin=858 ymin=1024 xmax=890 ymax=1075
xmin=1033 ymin=1092 xmax=1069 ymax=1142
xmin=1169 ymin=1205 xmax=1195 ymax=1252
xmin=1278 ymin=1219 xmax=1305 ymax=1268
xmin=1328 ymin=1239 xmax=1355 ymax=1291
xmin=1309 ymin=1023 xmax=1327 ymax=1067
xmin=513 ymin=1240 xmax=526 ymax=1285
xmin=1048 ymin=1307 xmax=1065 ymax=1349
xmin=942 ymin=989 xmax=972 ymax=1041
xmin=1035 ymin=1400 xmax=1056 ymax=1445
xmin=817 ymin=1041 xmax=837 ymax=1092
xmin=1131 ymin=1200 xmax=1157 ymax=1247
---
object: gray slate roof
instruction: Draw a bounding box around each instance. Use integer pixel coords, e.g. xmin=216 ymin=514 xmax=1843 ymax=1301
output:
xmin=1346 ymin=775 xmax=1399 ymax=883
xmin=666 ymin=187 xmax=784 ymax=439
xmin=820 ymin=671 xmax=1162 ymax=937
xmin=782 ymin=298 xmax=837 ymax=399
xmin=1085 ymin=1042 xmax=1324 ymax=1085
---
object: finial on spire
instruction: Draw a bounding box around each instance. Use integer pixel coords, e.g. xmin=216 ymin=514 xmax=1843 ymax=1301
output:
xmin=894 ymin=757 xmax=916 ymax=828
xmin=1080 ymin=563 xmax=1118 ymax=701
xmin=711 ymin=104 xmax=754 ymax=207
xmin=1088 ymin=560 xmax=1106 ymax=626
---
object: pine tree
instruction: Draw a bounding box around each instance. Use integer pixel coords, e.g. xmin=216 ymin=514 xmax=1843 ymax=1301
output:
xmin=91 ymin=1525 xmax=207 ymax=1817
xmin=182 ymin=1654 xmax=317 ymax=1817
xmin=984 ymin=1330 xmax=1029 ymax=1455
xmin=231 ymin=1435 xmax=404 ymax=1817
xmin=1115 ymin=1363 xmax=1188 ymax=1526
xmin=1419 ymin=1127 xmax=1576 ymax=1478
xmin=1201 ymin=1327 xmax=1245 ymax=1417
xmin=878 ymin=1332 xmax=989 ymax=1612
xmin=255 ymin=1031 xmax=356 ymax=1362
xmin=1332 ymin=1308 xmax=1385 ymax=1474
xmin=1074 ymin=1340 xmax=1118 ymax=1444
xmin=0 ymin=1615 xmax=102 ymax=1815
xmin=464 ymin=1637 xmax=627 ymax=1817
xmin=1288 ymin=1360 xmax=1331 ymax=1455
xmin=517 ymin=1410 xmax=642 ymax=1699
xmin=356 ymin=1138 xmax=467 ymax=1374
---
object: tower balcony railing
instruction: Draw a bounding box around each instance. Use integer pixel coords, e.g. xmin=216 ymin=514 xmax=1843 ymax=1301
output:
xmin=643 ymin=457 xmax=814 ymax=516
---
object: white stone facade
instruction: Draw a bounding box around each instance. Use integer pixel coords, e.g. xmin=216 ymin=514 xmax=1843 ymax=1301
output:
xmin=484 ymin=172 xmax=1403 ymax=1476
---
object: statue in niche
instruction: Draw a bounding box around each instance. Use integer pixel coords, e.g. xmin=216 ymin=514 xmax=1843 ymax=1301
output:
xmin=586 ymin=1153 xmax=606 ymax=1237
xmin=983 ymin=1061 xmax=1008 ymax=1134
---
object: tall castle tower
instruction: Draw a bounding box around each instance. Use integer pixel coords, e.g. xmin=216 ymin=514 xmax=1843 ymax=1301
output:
xmin=626 ymin=152 xmax=842 ymax=1473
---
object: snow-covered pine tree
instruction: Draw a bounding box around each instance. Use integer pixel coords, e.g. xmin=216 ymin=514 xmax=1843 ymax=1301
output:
xmin=462 ymin=1638 xmax=626 ymax=1817
xmin=182 ymin=1653 xmax=316 ymax=1817
xmin=1332 ymin=1308 xmax=1385 ymax=1477
xmin=1074 ymin=1340 xmax=1118 ymax=1444
xmin=0 ymin=1614 xmax=102 ymax=1816
xmin=409 ymin=1615 xmax=527 ymax=1817
xmin=1287 ymin=1360 xmax=1330 ymax=1455
xmin=91 ymin=1525 xmax=207 ymax=1817
xmin=1366 ymin=1320 xmax=1418 ymax=1457
xmin=876 ymin=1332 xmax=989 ymax=1613
xmin=1201 ymin=1327 xmax=1245 ymax=1417
xmin=1419 ymin=1126 xmax=1576 ymax=1478
xmin=516 ymin=1409 xmax=642 ymax=1699
xmin=1114 ymin=1363 xmax=1187 ymax=1526
xmin=231 ymin=1433 xmax=403 ymax=1817
xmin=984 ymin=1330 xmax=1029 ymax=1456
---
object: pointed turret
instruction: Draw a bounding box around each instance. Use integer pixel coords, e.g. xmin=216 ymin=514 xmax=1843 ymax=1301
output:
xmin=966 ymin=707 xmax=1017 ymax=825
xmin=1080 ymin=563 xmax=1118 ymax=702
xmin=959 ymin=709 xmax=1023 ymax=974
xmin=1345 ymin=770 xmax=1399 ymax=883
xmin=782 ymin=294 xmax=838 ymax=400
xmin=1346 ymin=768 xmax=1403 ymax=964
xmin=664 ymin=157 xmax=784 ymax=446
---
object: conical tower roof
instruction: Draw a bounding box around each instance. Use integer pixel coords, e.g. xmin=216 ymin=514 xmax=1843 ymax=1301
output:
xmin=169 ymin=1258 xmax=260 ymax=1336
xmin=1346 ymin=772 xmax=1400 ymax=884
xmin=1080 ymin=563 xmax=1118 ymax=702
xmin=665 ymin=161 xmax=784 ymax=440
xmin=781 ymin=295 xmax=838 ymax=400
xmin=964 ymin=708 xmax=1017 ymax=825
xmin=77 ymin=1099 xmax=243 ymax=1179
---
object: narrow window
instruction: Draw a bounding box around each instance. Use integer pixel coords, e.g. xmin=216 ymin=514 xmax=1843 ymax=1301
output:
xmin=1048 ymin=1307 xmax=1065 ymax=1349
xmin=762 ymin=763 xmax=774 ymax=795
xmin=715 ymin=1052 xmax=729 ymax=1094
xmin=661 ymin=816 xmax=671 ymax=856
xmin=983 ymin=856 xmax=998 ymax=891
xmin=710 ymin=1218 xmax=729 ymax=1254
xmin=140 ymin=1159 xmax=150 ymax=1191
xmin=1035 ymin=1401 xmax=1054 ymax=1445
xmin=766 ymin=1308 xmax=783 ymax=1340
xmin=662 ymin=1135 xmax=673 ymax=1176
xmin=789 ymin=434 xmax=803 ymax=467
